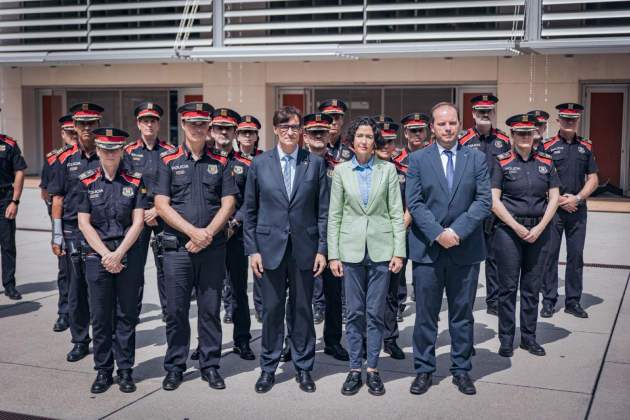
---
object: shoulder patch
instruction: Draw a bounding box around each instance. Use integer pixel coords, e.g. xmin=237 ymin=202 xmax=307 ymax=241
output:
xmin=542 ymin=136 xmax=560 ymax=151
xmin=121 ymin=171 xmax=141 ymax=186
xmin=46 ymin=152 xmax=57 ymax=166
xmin=458 ymin=128 xmax=476 ymax=145
xmin=161 ymin=147 xmax=182 ymax=164
xmin=498 ymin=151 xmax=515 ymax=167
xmin=233 ymin=152 xmax=252 ymax=166
xmin=79 ymin=169 xmax=100 ymax=185
xmin=496 ymin=151 xmax=512 ymax=161
xmin=208 ymin=150 xmax=228 ymax=166
xmin=124 ymin=139 xmax=142 ymax=154
xmin=535 ymin=153 xmax=552 ymax=165
xmin=58 ymin=144 xmax=79 ymax=164
xmin=494 ymin=129 xmax=510 ymax=142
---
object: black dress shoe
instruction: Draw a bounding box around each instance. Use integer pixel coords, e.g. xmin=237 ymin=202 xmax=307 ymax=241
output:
xmin=452 ymin=373 xmax=476 ymax=395
xmin=296 ymin=370 xmax=316 ymax=393
xmin=324 ymin=343 xmax=350 ymax=361
xmin=117 ymin=369 xmax=136 ymax=393
xmin=162 ymin=371 xmax=183 ymax=391
xmin=409 ymin=373 xmax=432 ymax=395
xmin=498 ymin=344 xmax=514 ymax=357
xmin=233 ymin=342 xmax=256 ymax=360
xmin=540 ymin=304 xmax=554 ymax=318
xmin=366 ymin=371 xmax=385 ymax=396
xmin=201 ymin=367 xmax=225 ymax=390
xmin=520 ymin=340 xmax=546 ymax=356
xmin=279 ymin=344 xmax=292 ymax=362
xmin=3 ymin=285 xmax=21 ymax=300
xmin=255 ymin=371 xmax=275 ymax=393
xmin=486 ymin=305 xmax=498 ymax=316
xmin=66 ymin=343 xmax=89 ymax=362
xmin=91 ymin=370 xmax=113 ymax=394
xmin=383 ymin=341 xmax=405 ymax=360
xmin=313 ymin=306 xmax=324 ymax=324
xmin=53 ymin=315 xmax=69 ymax=332
xmin=341 ymin=371 xmax=362 ymax=396
xmin=565 ymin=303 xmax=588 ymax=318
xmin=190 ymin=347 xmax=200 ymax=361
xmin=223 ymin=313 xmax=233 ymax=324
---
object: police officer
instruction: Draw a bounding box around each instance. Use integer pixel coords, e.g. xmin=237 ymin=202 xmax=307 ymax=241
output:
xmin=77 ymin=128 xmax=146 ymax=394
xmin=123 ymin=102 xmax=174 ymax=322
xmin=154 ymin=102 xmax=238 ymax=391
xmin=491 ymin=114 xmax=560 ymax=357
xmin=49 ymin=103 xmax=103 ymax=362
xmin=527 ymin=110 xmax=550 ymax=149
xmin=539 ymin=103 xmax=599 ymax=319
xmin=374 ymin=116 xmax=405 ymax=360
xmin=0 ymin=108 xmax=27 ymax=301
xmin=459 ymin=95 xmax=511 ymax=315
xmin=319 ymin=99 xmax=354 ymax=162
xmin=302 ymin=112 xmax=349 ymax=362
xmin=40 ymin=114 xmax=77 ymax=330
xmin=211 ymin=107 xmax=257 ymax=360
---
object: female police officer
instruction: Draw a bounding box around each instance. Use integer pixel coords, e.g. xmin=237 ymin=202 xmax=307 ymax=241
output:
xmin=78 ymin=127 xmax=145 ymax=394
xmin=490 ymin=114 xmax=560 ymax=358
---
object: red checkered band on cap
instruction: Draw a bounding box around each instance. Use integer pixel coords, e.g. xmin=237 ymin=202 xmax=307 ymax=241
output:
xmin=95 ymin=136 xmax=126 ymax=144
xmin=137 ymin=109 xmax=161 ymax=119
xmin=237 ymin=121 xmax=259 ymax=130
xmin=381 ymin=129 xmax=397 ymax=137
xmin=182 ymin=111 xmax=211 ymax=120
xmin=321 ymin=106 xmax=344 ymax=114
xmin=61 ymin=121 xmax=75 ymax=129
xmin=472 ymin=100 xmax=496 ymax=109
xmin=212 ymin=115 xmax=238 ymax=125
xmin=73 ymin=110 xmax=102 ymax=119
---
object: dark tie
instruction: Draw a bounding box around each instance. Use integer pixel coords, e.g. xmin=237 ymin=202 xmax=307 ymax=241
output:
xmin=282 ymin=155 xmax=293 ymax=196
xmin=444 ymin=150 xmax=454 ymax=191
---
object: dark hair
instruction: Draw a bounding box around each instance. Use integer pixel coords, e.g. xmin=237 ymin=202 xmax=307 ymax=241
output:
xmin=430 ymin=102 xmax=460 ymax=124
xmin=273 ymin=106 xmax=302 ymax=127
xmin=344 ymin=116 xmax=382 ymax=147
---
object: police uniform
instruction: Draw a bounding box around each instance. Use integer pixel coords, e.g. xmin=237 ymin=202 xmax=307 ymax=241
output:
xmin=319 ymin=99 xmax=354 ymax=163
xmin=539 ymin=103 xmax=598 ymax=317
xmin=48 ymin=102 xmax=104 ymax=361
xmin=491 ymin=115 xmax=561 ymax=356
xmin=459 ymin=95 xmax=510 ymax=314
xmin=78 ymin=128 xmax=145 ymax=393
xmin=123 ymin=102 xmax=174 ymax=321
xmin=40 ymin=114 xmax=75 ymax=329
xmin=0 ymin=118 xmax=27 ymax=300
xmin=154 ymin=102 xmax=238 ymax=382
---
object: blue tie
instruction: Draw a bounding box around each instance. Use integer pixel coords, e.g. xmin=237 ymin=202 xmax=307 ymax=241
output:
xmin=444 ymin=150 xmax=454 ymax=191
xmin=282 ymin=155 xmax=293 ymax=196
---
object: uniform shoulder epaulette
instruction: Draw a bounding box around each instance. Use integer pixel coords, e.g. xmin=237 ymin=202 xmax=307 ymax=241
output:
xmin=160 ymin=141 xmax=175 ymax=150
xmin=458 ymin=128 xmax=476 ymax=145
xmin=578 ymin=137 xmax=593 ymax=151
xmin=392 ymin=148 xmax=408 ymax=164
xmin=494 ymin=129 xmax=510 ymax=142
xmin=542 ymin=136 xmax=560 ymax=151
xmin=497 ymin=151 xmax=515 ymax=166
xmin=46 ymin=149 xmax=58 ymax=158
xmin=391 ymin=148 xmax=402 ymax=159
xmin=536 ymin=151 xmax=552 ymax=160
xmin=46 ymin=150 xmax=58 ymax=165
xmin=121 ymin=170 xmax=141 ymax=186
xmin=79 ymin=169 xmax=100 ymax=185
xmin=160 ymin=146 xmax=182 ymax=164
xmin=57 ymin=143 xmax=79 ymax=164
xmin=208 ymin=149 xmax=228 ymax=166
xmin=0 ymin=134 xmax=17 ymax=148
xmin=535 ymin=152 xmax=553 ymax=165
xmin=234 ymin=151 xmax=253 ymax=165
xmin=124 ymin=139 xmax=142 ymax=153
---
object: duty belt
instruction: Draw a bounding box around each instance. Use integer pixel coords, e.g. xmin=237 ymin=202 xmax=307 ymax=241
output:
xmin=512 ymin=216 xmax=542 ymax=228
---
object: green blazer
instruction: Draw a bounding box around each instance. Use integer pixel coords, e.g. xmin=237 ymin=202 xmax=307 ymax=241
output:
xmin=327 ymin=157 xmax=406 ymax=263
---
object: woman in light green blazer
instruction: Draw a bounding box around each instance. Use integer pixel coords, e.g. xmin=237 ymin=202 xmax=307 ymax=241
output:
xmin=328 ymin=117 xmax=406 ymax=397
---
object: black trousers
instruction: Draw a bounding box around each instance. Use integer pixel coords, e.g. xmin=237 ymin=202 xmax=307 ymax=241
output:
xmin=253 ymin=273 xmax=263 ymax=315
xmin=259 ymin=240 xmax=315 ymax=373
xmin=0 ymin=198 xmax=17 ymax=289
xmin=397 ymin=261 xmax=409 ymax=306
xmin=321 ymin=266 xmax=343 ymax=347
xmin=135 ymin=221 xmax=166 ymax=317
xmin=412 ymin=256 xmax=478 ymax=374
xmin=542 ymin=206 xmax=588 ymax=307
xmin=225 ymin=231 xmax=251 ymax=345
xmin=494 ymin=225 xmax=550 ymax=346
xmin=64 ymin=227 xmax=91 ymax=345
xmin=312 ymin=275 xmax=325 ymax=309
xmin=56 ymin=254 xmax=69 ymax=316
xmin=163 ymin=243 xmax=225 ymax=372
xmin=484 ymin=218 xmax=499 ymax=308
xmin=85 ymin=254 xmax=140 ymax=372
xmin=383 ymin=258 xmax=405 ymax=343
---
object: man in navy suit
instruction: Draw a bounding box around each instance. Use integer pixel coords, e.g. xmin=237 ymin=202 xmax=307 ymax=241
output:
xmin=406 ymin=102 xmax=491 ymax=396
xmin=243 ymin=106 xmax=328 ymax=394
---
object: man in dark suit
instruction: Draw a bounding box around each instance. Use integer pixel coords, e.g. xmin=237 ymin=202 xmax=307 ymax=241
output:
xmin=406 ymin=102 xmax=491 ymax=396
xmin=243 ymin=106 xmax=328 ymax=394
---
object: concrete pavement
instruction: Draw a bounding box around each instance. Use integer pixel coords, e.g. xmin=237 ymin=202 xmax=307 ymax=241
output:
xmin=0 ymin=187 xmax=628 ymax=419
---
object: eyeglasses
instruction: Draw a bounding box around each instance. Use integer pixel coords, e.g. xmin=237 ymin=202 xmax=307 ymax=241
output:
xmin=277 ymin=124 xmax=301 ymax=133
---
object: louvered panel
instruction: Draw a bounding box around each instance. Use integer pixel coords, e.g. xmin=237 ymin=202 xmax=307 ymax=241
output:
xmin=90 ymin=38 xmax=210 ymax=49
xmin=367 ymin=1 xmax=525 ymax=12
xmin=367 ymin=30 xmax=525 ymax=42
xmin=542 ymin=0 xmax=630 ymax=38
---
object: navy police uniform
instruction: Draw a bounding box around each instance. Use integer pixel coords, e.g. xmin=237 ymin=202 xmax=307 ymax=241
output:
xmin=123 ymin=102 xmax=174 ymax=320
xmin=460 ymin=95 xmax=510 ymax=313
xmin=78 ymin=128 xmax=145 ymax=382
xmin=154 ymin=102 xmax=239 ymax=374
xmin=491 ymin=115 xmax=560 ymax=351
xmin=539 ymin=103 xmax=598 ymax=312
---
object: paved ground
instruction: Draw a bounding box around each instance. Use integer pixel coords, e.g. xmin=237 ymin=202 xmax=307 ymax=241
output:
xmin=0 ymin=188 xmax=629 ymax=420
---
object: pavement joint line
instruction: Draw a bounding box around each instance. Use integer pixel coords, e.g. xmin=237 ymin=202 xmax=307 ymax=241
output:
xmin=0 ymin=292 xmax=58 ymax=313
xmin=98 ymin=384 xmax=164 ymax=420
xmin=605 ymin=361 xmax=630 ymax=366
xmin=585 ymin=271 xmax=630 ymax=420
xmin=0 ymin=360 xmax=93 ymax=376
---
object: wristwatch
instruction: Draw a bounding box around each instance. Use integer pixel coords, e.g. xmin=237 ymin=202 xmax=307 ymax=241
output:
xmin=10 ymin=199 xmax=19 ymax=205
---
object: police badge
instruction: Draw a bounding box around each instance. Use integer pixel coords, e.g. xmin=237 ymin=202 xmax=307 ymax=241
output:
xmin=538 ymin=166 xmax=549 ymax=174
xmin=233 ymin=166 xmax=243 ymax=175
xmin=494 ymin=140 xmax=503 ymax=149
xmin=122 ymin=187 xmax=134 ymax=197
xmin=0 ymin=145 xmax=6 ymax=152
xmin=577 ymin=146 xmax=585 ymax=154
xmin=341 ymin=149 xmax=350 ymax=159
xmin=399 ymin=174 xmax=406 ymax=184
xmin=326 ymin=168 xmax=334 ymax=178
xmin=208 ymin=164 xmax=218 ymax=175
